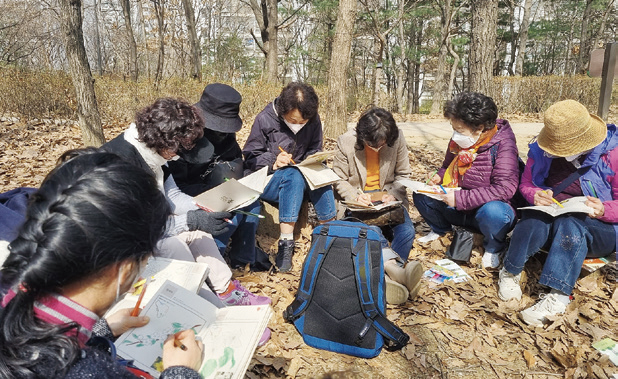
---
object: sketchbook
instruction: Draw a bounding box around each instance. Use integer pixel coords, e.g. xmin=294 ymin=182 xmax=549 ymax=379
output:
xmin=194 ymin=178 xmax=261 ymax=212
xmin=518 ymin=196 xmax=593 ymax=217
xmin=238 ymin=166 xmax=270 ymax=193
xmin=291 ymin=150 xmax=340 ymax=190
xmin=582 ymin=254 xmax=617 ymax=273
xmin=342 ymin=199 xmax=403 ymax=212
xmin=115 ymin=280 xmax=273 ymax=379
xmin=396 ymin=179 xmax=460 ymax=200
xmin=107 ymin=257 xmax=210 ymax=316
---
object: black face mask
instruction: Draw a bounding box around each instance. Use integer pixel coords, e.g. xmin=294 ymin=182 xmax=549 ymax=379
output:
xmin=204 ymin=129 xmax=230 ymax=144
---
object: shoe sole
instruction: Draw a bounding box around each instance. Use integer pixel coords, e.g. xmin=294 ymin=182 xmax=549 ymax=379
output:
xmin=405 ymin=262 xmax=423 ymax=300
xmin=385 ymin=277 xmax=409 ymax=305
xmin=519 ymin=311 xmax=545 ymax=327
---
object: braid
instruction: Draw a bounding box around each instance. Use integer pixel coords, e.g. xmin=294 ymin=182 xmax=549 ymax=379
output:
xmin=0 ymin=149 xmax=170 ymax=378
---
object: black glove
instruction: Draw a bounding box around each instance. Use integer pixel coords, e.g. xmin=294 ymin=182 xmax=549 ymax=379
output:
xmin=186 ymin=209 xmax=232 ymax=236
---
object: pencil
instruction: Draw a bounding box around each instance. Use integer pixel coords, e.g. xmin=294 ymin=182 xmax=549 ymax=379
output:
xmin=417 ymin=190 xmax=442 ymax=195
xmin=278 ymin=146 xmax=296 ymax=165
xmin=542 ymin=190 xmax=564 ymax=208
xmin=233 ymin=210 xmax=265 ymax=219
xmin=130 ymin=276 xmax=151 ymax=317
xmin=425 ymin=169 xmax=438 ymax=185
xmin=439 ymin=185 xmax=448 ymax=194
xmin=174 ymin=338 xmax=187 ymax=351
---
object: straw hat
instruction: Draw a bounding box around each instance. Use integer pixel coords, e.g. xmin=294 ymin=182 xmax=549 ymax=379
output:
xmin=538 ymin=99 xmax=607 ymax=157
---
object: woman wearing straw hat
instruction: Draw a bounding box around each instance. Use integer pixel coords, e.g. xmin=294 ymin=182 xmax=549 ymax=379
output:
xmin=498 ymin=99 xmax=617 ymax=327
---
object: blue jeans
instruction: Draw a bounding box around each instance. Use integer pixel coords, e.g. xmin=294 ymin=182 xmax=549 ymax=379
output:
xmin=503 ymin=211 xmax=615 ymax=294
xmin=260 ymin=167 xmax=337 ymax=223
xmin=213 ymin=200 xmax=261 ymax=266
xmin=413 ymin=193 xmax=516 ymax=254
xmin=379 ymin=207 xmax=415 ymax=261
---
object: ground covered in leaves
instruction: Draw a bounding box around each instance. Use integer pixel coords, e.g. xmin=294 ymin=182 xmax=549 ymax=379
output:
xmin=1 ymin=116 xmax=617 ymax=379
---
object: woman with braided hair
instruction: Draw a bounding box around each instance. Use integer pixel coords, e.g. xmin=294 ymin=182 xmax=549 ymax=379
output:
xmin=0 ymin=149 xmax=203 ymax=378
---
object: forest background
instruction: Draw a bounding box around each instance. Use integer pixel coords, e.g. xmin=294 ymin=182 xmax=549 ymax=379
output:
xmin=0 ymin=0 xmax=618 ymax=378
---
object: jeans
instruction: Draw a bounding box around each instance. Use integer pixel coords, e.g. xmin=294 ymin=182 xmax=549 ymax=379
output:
xmin=260 ymin=167 xmax=337 ymax=223
xmin=379 ymin=207 xmax=415 ymax=261
xmin=213 ymin=200 xmax=261 ymax=267
xmin=503 ymin=211 xmax=615 ymax=294
xmin=413 ymin=193 xmax=516 ymax=254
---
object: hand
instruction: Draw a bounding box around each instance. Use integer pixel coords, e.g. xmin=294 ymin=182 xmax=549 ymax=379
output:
xmin=439 ymin=191 xmax=456 ymax=207
xmin=533 ymin=189 xmax=555 ymax=206
xmin=105 ymin=308 xmax=150 ymax=337
xmin=356 ymin=193 xmax=373 ymax=206
xmin=273 ymin=151 xmax=293 ymax=170
xmin=381 ymin=194 xmax=397 ymax=204
xmin=586 ymin=196 xmax=605 ymax=218
xmin=428 ymin=174 xmax=441 ymax=186
xmin=163 ymin=330 xmax=204 ymax=372
xmin=186 ymin=209 xmax=231 ymax=236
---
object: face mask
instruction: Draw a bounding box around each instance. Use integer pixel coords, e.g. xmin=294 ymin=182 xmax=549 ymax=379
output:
xmin=451 ymin=131 xmax=479 ymax=149
xmin=565 ymin=148 xmax=592 ymax=162
xmin=283 ymin=119 xmax=307 ymax=134
xmin=115 ymin=259 xmax=147 ymax=302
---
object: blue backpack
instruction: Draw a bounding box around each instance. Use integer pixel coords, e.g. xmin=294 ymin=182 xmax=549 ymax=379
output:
xmin=283 ymin=220 xmax=409 ymax=358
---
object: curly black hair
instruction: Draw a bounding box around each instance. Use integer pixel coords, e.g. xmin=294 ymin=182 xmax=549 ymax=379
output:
xmin=275 ymin=82 xmax=319 ymax=121
xmin=135 ymin=97 xmax=204 ymax=154
xmin=443 ymin=92 xmax=498 ymax=132
xmin=354 ymin=107 xmax=399 ymax=150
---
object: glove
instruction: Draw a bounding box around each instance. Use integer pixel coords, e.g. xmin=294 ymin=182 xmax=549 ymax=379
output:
xmin=186 ymin=209 xmax=232 ymax=236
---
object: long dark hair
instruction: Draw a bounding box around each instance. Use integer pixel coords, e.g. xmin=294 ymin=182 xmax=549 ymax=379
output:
xmin=355 ymin=107 xmax=399 ymax=150
xmin=0 ymin=149 xmax=170 ymax=378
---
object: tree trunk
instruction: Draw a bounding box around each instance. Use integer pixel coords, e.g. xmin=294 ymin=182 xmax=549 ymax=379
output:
xmin=249 ymin=0 xmax=278 ymax=82
xmin=181 ymin=0 xmax=201 ymax=81
xmin=469 ymin=0 xmax=498 ymax=93
xmin=515 ymin=0 xmax=533 ymax=76
xmin=120 ymin=0 xmax=138 ymax=81
xmin=137 ymin=0 xmax=149 ymax=79
xmin=576 ymin=0 xmax=594 ymax=74
xmin=152 ymin=0 xmax=165 ymax=87
xmin=395 ymin=0 xmax=406 ymax=113
xmin=323 ymin=0 xmax=357 ymax=138
xmin=57 ymin=0 xmax=105 ymax=146
xmin=430 ymin=0 xmax=454 ymax=115
xmin=447 ymin=42 xmax=460 ymax=100
xmin=92 ymin=0 xmax=103 ymax=76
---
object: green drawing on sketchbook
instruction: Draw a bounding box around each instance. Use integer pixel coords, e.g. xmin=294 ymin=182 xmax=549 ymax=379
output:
xmin=200 ymin=347 xmax=236 ymax=378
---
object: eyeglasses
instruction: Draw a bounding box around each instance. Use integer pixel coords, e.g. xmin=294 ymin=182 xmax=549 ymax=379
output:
xmin=366 ymin=141 xmax=386 ymax=150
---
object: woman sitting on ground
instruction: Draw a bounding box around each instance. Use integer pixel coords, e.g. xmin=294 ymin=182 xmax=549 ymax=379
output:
xmin=414 ymin=92 xmax=520 ymax=268
xmin=0 ymin=150 xmax=203 ymax=378
xmin=332 ymin=107 xmax=422 ymax=305
xmin=243 ymin=82 xmax=337 ymax=272
xmin=498 ymin=100 xmax=617 ymax=327
xmin=102 ymin=98 xmax=270 ymax=310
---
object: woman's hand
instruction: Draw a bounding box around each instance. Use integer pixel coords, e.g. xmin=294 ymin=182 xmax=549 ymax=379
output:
xmin=273 ymin=151 xmax=293 ymax=170
xmin=381 ymin=194 xmax=397 ymax=204
xmin=586 ymin=196 xmax=605 ymax=218
xmin=105 ymin=308 xmax=150 ymax=337
xmin=439 ymin=191 xmax=456 ymax=207
xmin=356 ymin=193 xmax=373 ymax=206
xmin=428 ymin=174 xmax=441 ymax=186
xmin=533 ymin=189 xmax=555 ymax=206
xmin=163 ymin=330 xmax=204 ymax=372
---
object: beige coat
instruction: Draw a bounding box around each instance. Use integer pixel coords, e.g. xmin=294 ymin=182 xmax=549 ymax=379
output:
xmin=332 ymin=129 xmax=412 ymax=218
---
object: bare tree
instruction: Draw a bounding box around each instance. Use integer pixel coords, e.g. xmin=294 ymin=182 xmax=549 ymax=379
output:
xmin=323 ymin=0 xmax=357 ymax=139
xmin=181 ymin=0 xmax=201 ymax=80
xmin=57 ymin=0 xmax=105 ymax=146
xmin=576 ymin=0 xmax=594 ymax=74
xmin=514 ymin=0 xmax=533 ymax=76
xmin=120 ymin=0 xmax=139 ymax=80
xmin=92 ymin=0 xmax=103 ymax=75
xmin=469 ymin=0 xmax=498 ymax=93
xmin=151 ymin=0 xmax=165 ymax=86
xmin=248 ymin=0 xmax=279 ymax=82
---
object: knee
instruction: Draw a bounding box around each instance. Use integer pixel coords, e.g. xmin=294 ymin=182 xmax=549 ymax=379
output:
xmin=282 ymin=169 xmax=305 ymax=189
xmin=477 ymin=201 xmax=515 ymax=226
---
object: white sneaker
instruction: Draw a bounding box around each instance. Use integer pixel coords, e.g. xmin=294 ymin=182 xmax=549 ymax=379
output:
xmin=482 ymin=252 xmax=501 ymax=269
xmin=418 ymin=231 xmax=441 ymax=244
xmin=520 ymin=293 xmax=568 ymax=327
xmin=497 ymin=267 xmax=522 ymax=301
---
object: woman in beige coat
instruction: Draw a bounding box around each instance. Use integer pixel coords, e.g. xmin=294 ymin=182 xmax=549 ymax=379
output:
xmin=332 ymin=107 xmax=422 ymax=305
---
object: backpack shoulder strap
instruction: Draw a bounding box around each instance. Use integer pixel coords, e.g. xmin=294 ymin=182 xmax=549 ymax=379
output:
xmin=283 ymin=225 xmax=334 ymax=322
xmin=351 ymin=228 xmax=409 ymax=350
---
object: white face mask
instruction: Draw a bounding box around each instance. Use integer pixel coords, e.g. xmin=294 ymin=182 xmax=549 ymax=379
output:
xmin=283 ymin=118 xmax=307 ymax=134
xmin=115 ymin=259 xmax=147 ymax=302
xmin=451 ymin=131 xmax=479 ymax=149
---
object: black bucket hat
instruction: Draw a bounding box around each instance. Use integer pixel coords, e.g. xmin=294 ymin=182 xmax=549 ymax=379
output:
xmin=194 ymin=83 xmax=243 ymax=133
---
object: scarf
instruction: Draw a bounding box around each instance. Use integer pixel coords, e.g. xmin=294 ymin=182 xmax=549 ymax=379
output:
xmin=124 ymin=123 xmax=168 ymax=191
xmin=2 ymin=288 xmax=98 ymax=347
xmin=442 ymin=125 xmax=498 ymax=187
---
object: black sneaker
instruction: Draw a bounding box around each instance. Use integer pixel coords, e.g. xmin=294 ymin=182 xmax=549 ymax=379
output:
xmin=276 ymin=239 xmax=295 ymax=272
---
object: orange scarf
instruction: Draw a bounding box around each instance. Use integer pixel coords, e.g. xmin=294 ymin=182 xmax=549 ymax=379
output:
xmin=442 ymin=125 xmax=497 ymax=187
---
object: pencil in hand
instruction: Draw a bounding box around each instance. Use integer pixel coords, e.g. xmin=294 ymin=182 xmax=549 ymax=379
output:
xmin=542 ymin=190 xmax=564 ymax=208
xmin=130 ymin=276 xmax=151 ymax=317
xmin=278 ymin=146 xmax=296 ymax=165
xmin=174 ymin=338 xmax=188 ymax=351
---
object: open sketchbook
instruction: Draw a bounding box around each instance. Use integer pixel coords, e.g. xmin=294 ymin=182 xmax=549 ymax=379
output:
xmin=107 ymin=257 xmax=210 ymax=316
xmin=115 ymin=280 xmax=272 ymax=379
xmin=342 ymin=199 xmax=402 ymax=212
xmin=293 ymin=150 xmax=340 ymax=190
xmin=518 ymin=196 xmax=593 ymax=217
xmin=396 ymin=179 xmax=460 ymax=200
xmin=194 ymin=178 xmax=261 ymax=212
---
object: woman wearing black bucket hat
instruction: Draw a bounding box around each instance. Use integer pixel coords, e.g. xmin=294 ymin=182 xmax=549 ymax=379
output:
xmin=168 ymin=83 xmax=271 ymax=272
xmin=497 ymin=99 xmax=618 ymax=327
